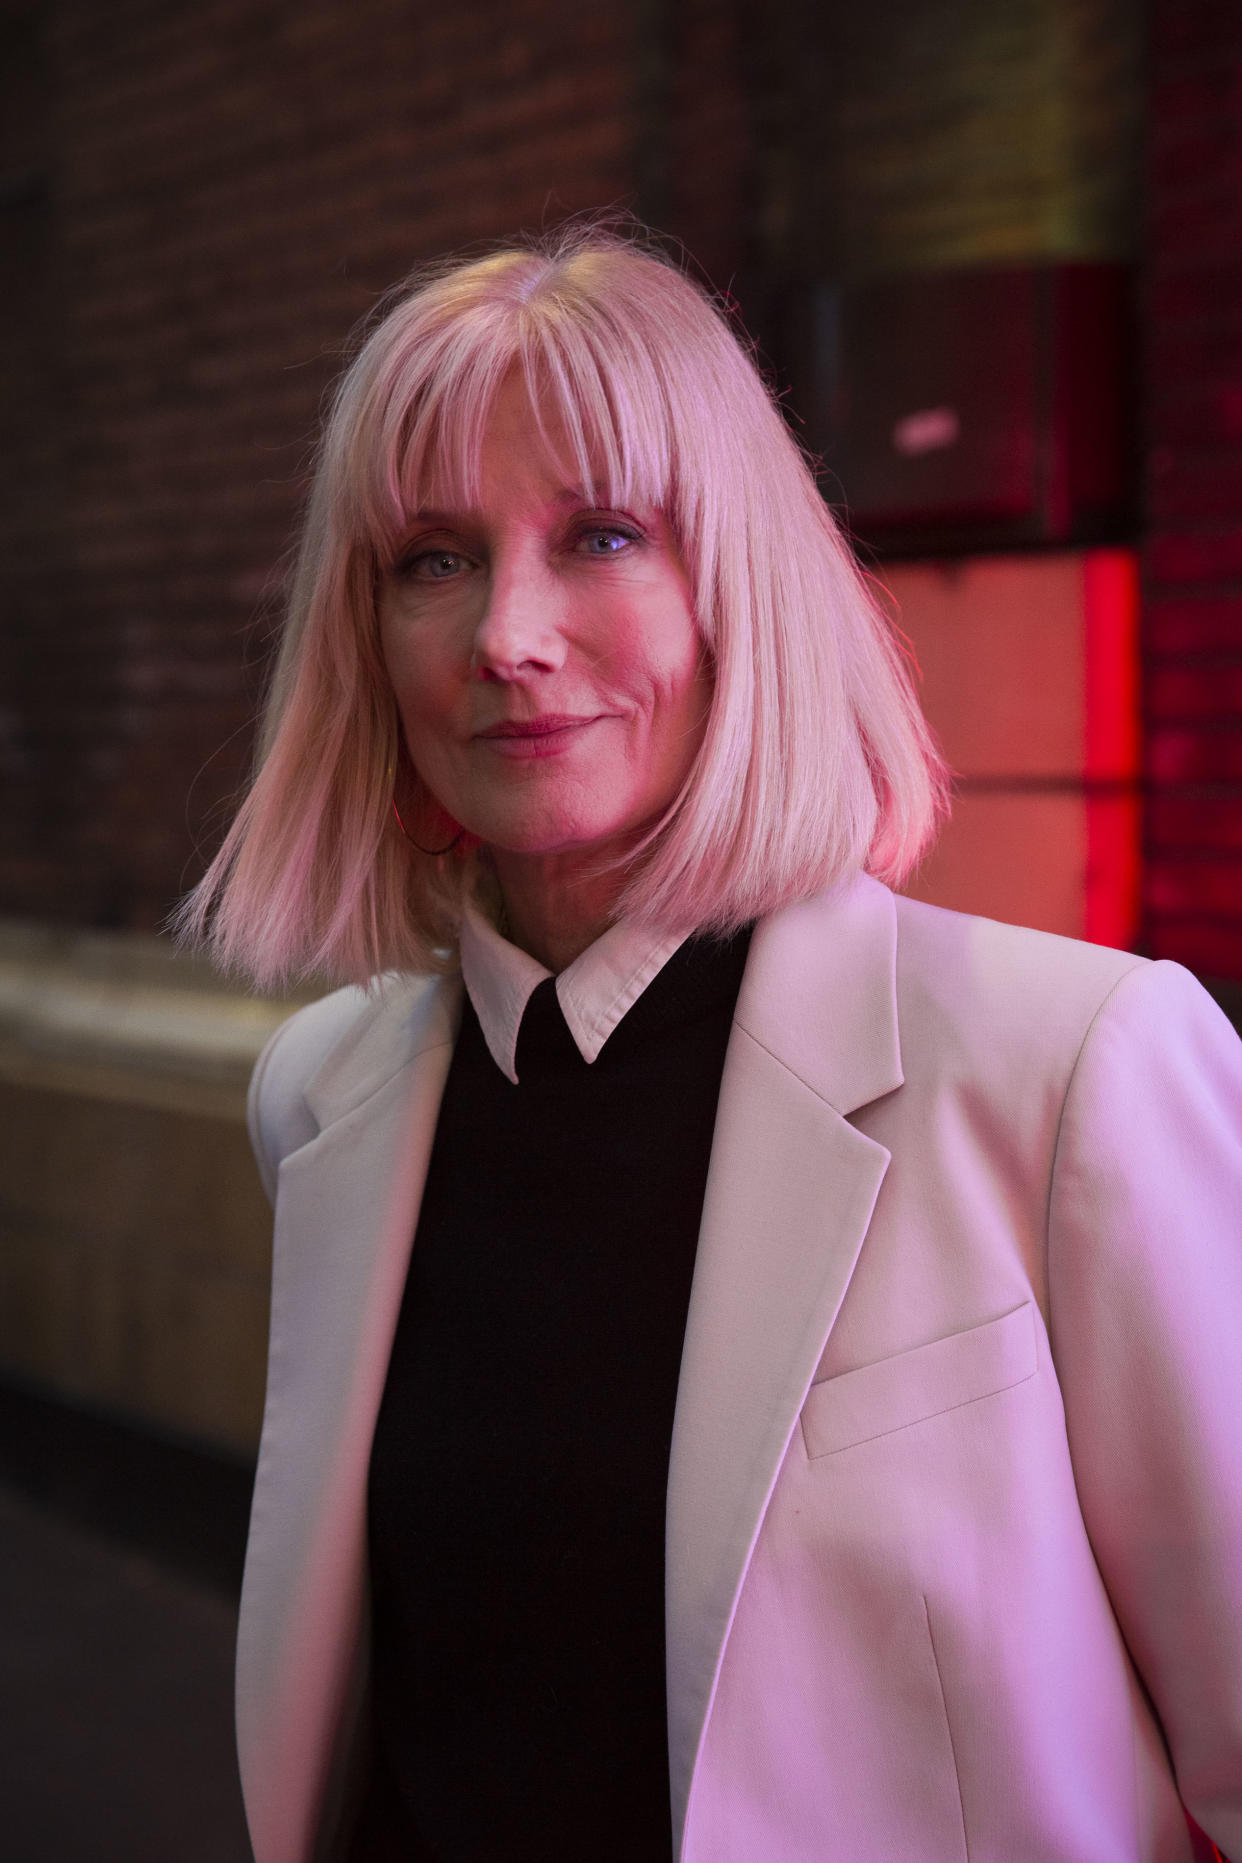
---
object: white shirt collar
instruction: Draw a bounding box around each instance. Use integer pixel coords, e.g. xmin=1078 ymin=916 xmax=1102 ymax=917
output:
xmin=459 ymin=903 xmax=689 ymax=1085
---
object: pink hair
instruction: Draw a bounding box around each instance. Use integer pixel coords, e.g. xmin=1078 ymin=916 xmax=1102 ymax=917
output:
xmin=178 ymin=221 xmax=948 ymax=987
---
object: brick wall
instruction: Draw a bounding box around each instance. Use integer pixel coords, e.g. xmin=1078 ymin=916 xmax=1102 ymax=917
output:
xmin=1143 ymin=0 xmax=1242 ymax=979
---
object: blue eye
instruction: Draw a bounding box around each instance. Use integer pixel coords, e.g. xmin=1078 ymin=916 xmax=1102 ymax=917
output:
xmin=403 ymin=549 xmax=467 ymax=581
xmin=577 ymin=527 xmax=638 ymax=556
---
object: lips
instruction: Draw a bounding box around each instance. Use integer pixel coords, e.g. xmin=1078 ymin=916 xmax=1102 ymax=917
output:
xmin=474 ymin=714 xmax=603 ymax=760
xmin=476 ymin=715 xmax=597 ymax=739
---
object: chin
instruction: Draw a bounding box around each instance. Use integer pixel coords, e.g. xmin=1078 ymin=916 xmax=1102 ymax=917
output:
xmin=479 ymin=809 xmax=636 ymax=860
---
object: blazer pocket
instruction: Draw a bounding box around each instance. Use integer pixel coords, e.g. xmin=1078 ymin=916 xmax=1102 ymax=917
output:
xmin=801 ymin=1301 xmax=1038 ymax=1459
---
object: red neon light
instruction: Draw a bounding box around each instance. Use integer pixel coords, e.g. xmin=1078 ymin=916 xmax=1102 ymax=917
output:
xmin=1083 ymin=548 xmax=1141 ymax=951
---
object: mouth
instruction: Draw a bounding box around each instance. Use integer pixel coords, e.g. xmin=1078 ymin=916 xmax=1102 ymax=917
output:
xmin=476 ymin=714 xmax=599 ymax=739
xmin=474 ymin=714 xmax=602 ymax=760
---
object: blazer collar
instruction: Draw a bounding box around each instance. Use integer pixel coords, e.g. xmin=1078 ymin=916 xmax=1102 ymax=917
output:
xmin=734 ymin=868 xmax=903 ymax=1115
xmin=299 ymin=869 xmax=901 ymax=1136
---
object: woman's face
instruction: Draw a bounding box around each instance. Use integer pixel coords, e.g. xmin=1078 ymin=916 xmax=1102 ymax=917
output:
xmin=377 ymin=372 xmax=712 ymax=868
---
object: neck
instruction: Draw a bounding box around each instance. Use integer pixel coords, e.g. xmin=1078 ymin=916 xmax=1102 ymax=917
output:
xmin=488 ymin=848 xmax=626 ymax=972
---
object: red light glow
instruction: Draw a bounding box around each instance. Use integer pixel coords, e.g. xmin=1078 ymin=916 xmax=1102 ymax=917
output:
xmin=1083 ymin=548 xmax=1141 ymax=951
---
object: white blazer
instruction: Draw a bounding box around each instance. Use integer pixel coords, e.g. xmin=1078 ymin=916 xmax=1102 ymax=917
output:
xmin=238 ymin=875 xmax=1242 ymax=1863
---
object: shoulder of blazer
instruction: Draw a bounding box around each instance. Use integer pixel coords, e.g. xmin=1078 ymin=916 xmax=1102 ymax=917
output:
xmin=741 ymin=874 xmax=1153 ymax=1118
xmin=245 ymin=972 xmax=450 ymax=1203
xmin=889 ymin=890 xmax=1154 ymax=1077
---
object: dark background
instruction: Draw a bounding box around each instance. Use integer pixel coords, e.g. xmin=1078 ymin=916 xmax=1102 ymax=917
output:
xmin=0 ymin=1 xmax=1239 ymax=1857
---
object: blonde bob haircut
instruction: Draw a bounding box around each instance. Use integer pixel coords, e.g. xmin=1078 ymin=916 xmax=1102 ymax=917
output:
xmin=182 ymin=220 xmax=948 ymax=988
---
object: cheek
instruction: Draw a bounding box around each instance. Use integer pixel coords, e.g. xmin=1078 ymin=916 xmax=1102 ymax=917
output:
xmin=381 ymin=621 xmax=452 ymax=723
xmin=613 ymin=602 xmax=704 ymax=707
xmin=378 ymin=609 xmax=410 ymax=701
xmin=653 ymin=628 xmax=711 ymax=723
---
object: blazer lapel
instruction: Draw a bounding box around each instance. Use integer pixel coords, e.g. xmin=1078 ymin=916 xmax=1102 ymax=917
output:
xmin=665 ymin=875 xmax=903 ymax=1854
xmin=237 ymin=972 xmax=463 ymax=1863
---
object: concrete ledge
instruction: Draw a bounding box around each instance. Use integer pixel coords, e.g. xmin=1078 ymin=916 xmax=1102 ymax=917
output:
xmin=0 ymin=921 xmax=325 ymax=1455
xmin=0 ymin=920 xmax=319 ymax=1120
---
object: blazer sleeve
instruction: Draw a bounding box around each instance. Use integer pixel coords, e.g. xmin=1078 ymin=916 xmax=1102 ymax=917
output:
xmin=1047 ymin=958 xmax=1242 ymax=1858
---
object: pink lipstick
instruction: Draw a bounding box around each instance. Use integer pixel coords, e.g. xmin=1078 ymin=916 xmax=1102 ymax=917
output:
xmin=475 ymin=714 xmax=602 ymax=759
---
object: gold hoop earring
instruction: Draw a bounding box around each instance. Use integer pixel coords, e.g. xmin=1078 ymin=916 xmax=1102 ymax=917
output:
xmin=387 ymin=760 xmax=463 ymax=857
xmin=391 ymin=798 xmax=462 ymax=858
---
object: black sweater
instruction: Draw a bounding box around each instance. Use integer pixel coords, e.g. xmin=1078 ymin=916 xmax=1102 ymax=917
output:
xmin=355 ymin=922 xmax=754 ymax=1862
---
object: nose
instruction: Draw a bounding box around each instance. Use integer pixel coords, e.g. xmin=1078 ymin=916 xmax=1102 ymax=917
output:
xmin=470 ymin=555 xmax=568 ymax=682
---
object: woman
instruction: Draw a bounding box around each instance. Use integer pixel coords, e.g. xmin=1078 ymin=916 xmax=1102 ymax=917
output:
xmin=185 ymin=225 xmax=1242 ymax=1863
